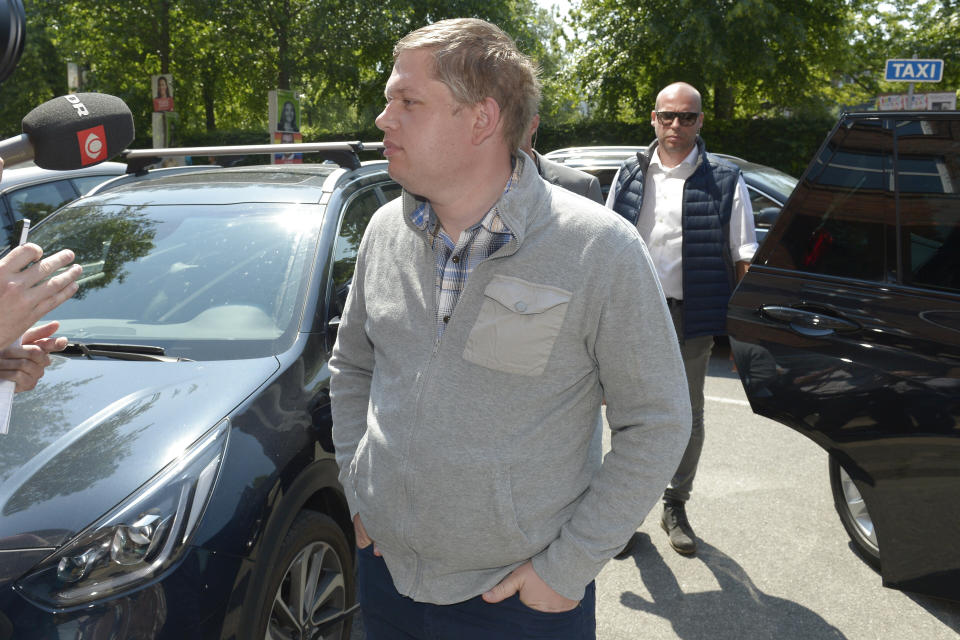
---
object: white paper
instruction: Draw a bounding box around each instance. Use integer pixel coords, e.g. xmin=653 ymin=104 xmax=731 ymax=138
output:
xmin=0 ymin=336 xmax=21 ymax=435
xmin=0 ymin=379 xmax=13 ymax=435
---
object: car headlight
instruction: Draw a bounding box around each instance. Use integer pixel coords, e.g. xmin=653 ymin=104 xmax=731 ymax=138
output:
xmin=15 ymin=419 xmax=230 ymax=611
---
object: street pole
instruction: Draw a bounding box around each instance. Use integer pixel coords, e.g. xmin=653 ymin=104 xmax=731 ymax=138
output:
xmin=907 ymin=53 xmax=917 ymax=109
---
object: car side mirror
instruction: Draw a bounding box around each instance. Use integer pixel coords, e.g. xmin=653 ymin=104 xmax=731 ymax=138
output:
xmin=757 ymin=207 xmax=781 ymax=227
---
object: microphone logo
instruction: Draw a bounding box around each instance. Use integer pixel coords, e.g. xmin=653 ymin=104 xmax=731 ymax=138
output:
xmin=77 ymin=125 xmax=107 ymax=166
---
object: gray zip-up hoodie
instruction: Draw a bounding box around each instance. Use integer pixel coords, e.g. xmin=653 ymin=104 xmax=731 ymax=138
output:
xmin=329 ymin=153 xmax=691 ymax=604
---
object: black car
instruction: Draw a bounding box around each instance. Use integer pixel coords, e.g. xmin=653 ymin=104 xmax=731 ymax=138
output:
xmin=0 ymin=145 xmax=398 ymax=639
xmin=542 ymin=145 xmax=798 ymax=242
xmin=728 ymin=111 xmax=960 ymax=602
xmin=545 ymin=144 xmax=798 ymax=355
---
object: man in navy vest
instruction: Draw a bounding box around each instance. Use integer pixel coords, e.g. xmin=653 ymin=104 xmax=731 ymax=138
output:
xmin=605 ymin=82 xmax=757 ymax=556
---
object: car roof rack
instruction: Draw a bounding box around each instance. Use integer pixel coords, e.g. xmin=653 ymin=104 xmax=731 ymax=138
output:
xmin=121 ymin=141 xmax=384 ymax=173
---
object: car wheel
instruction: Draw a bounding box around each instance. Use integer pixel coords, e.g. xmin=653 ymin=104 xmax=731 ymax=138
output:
xmin=828 ymin=456 xmax=880 ymax=569
xmin=254 ymin=510 xmax=355 ymax=640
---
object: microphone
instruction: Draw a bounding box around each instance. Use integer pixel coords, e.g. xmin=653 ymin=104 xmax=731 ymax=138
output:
xmin=0 ymin=92 xmax=135 ymax=170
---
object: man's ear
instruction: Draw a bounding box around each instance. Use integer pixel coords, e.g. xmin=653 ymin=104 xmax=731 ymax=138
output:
xmin=472 ymin=97 xmax=502 ymax=145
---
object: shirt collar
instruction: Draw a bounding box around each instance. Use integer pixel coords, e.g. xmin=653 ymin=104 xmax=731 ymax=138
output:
xmin=407 ymin=156 xmax=522 ymax=236
xmin=651 ymin=144 xmax=700 ymax=172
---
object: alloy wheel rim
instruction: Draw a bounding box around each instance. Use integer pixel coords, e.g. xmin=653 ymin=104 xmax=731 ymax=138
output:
xmin=266 ymin=540 xmax=347 ymax=640
xmin=838 ymin=467 xmax=879 ymax=551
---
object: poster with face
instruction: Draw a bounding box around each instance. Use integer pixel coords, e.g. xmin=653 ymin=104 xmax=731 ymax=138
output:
xmin=269 ymin=90 xmax=302 ymax=164
xmin=272 ymin=89 xmax=301 ymax=133
xmin=153 ymin=74 xmax=175 ymax=112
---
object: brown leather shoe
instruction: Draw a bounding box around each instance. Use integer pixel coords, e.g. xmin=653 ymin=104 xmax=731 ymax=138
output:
xmin=661 ymin=500 xmax=697 ymax=555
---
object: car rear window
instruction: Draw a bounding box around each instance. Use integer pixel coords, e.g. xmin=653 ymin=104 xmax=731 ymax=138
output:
xmin=896 ymin=118 xmax=960 ymax=293
xmin=759 ymin=118 xmax=895 ymax=283
xmin=756 ymin=115 xmax=960 ymax=294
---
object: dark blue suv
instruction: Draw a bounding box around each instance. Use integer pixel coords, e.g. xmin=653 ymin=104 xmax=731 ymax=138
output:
xmin=0 ymin=148 xmax=398 ymax=639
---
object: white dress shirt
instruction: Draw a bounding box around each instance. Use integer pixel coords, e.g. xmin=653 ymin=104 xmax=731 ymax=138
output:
xmin=605 ymin=146 xmax=757 ymax=300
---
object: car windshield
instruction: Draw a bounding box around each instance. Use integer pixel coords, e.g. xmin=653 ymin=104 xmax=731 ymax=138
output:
xmin=30 ymin=202 xmax=323 ymax=360
xmin=740 ymin=164 xmax=798 ymax=197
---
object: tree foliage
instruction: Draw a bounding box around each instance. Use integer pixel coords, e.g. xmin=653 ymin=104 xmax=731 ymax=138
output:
xmin=568 ymin=0 xmax=856 ymax=120
xmin=0 ymin=0 xmax=566 ymax=141
xmin=0 ymin=1 xmax=953 ymax=143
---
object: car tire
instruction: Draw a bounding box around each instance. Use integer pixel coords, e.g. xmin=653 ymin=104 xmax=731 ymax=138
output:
xmin=828 ymin=455 xmax=880 ymax=569
xmin=251 ymin=510 xmax=355 ymax=640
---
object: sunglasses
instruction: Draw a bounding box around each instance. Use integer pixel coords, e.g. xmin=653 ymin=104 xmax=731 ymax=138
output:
xmin=655 ymin=111 xmax=700 ymax=126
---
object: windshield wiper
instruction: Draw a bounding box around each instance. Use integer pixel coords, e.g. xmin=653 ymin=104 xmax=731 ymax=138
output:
xmin=62 ymin=342 xmax=193 ymax=362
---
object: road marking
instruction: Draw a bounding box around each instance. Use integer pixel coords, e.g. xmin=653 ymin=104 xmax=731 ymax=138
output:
xmin=706 ymin=395 xmax=750 ymax=407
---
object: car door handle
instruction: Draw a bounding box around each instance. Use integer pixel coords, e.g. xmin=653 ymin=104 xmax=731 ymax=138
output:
xmin=760 ymin=305 xmax=860 ymax=337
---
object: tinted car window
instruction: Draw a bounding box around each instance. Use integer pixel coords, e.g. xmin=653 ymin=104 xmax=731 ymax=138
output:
xmin=760 ymin=119 xmax=895 ymax=282
xmin=7 ymin=179 xmax=78 ymax=222
xmin=72 ymin=174 xmax=120 ymax=196
xmin=381 ymin=182 xmax=402 ymax=203
xmin=896 ymin=118 xmax=960 ymax=293
xmin=748 ymin=188 xmax=780 ymax=213
xmin=332 ymin=187 xmax=382 ymax=293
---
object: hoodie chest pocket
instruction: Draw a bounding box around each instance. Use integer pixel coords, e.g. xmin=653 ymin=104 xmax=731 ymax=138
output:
xmin=463 ymin=275 xmax=571 ymax=376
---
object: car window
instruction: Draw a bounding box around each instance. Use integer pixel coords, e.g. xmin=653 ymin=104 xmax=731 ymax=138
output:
xmin=897 ymin=118 xmax=960 ymax=293
xmin=748 ymin=188 xmax=780 ymax=213
xmin=0 ymin=199 xmax=13 ymax=248
xmin=331 ymin=187 xmax=382 ymax=295
xmin=7 ymin=179 xmax=79 ymax=223
xmin=760 ymin=119 xmax=895 ymax=283
xmin=72 ymin=174 xmax=120 ymax=196
xmin=381 ymin=182 xmax=402 ymax=203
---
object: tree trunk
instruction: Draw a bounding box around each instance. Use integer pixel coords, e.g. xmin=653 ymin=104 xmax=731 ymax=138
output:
xmin=203 ymin=68 xmax=216 ymax=131
xmin=159 ymin=0 xmax=171 ymax=74
xmin=277 ymin=0 xmax=290 ymax=89
xmin=712 ymin=80 xmax=735 ymax=120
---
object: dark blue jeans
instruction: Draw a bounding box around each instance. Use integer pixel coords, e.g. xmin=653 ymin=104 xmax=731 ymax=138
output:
xmin=357 ymin=545 xmax=596 ymax=640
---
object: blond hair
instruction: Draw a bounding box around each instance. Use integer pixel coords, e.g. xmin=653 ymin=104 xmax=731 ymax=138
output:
xmin=394 ymin=18 xmax=541 ymax=151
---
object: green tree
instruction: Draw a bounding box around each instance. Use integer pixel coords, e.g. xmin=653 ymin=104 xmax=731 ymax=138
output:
xmin=840 ymin=0 xmax=960 ymax=108
xmin=569 ymin=0 xmax=854 ymax=120
xmin=0 ymin=7 xmax=70 ymax=137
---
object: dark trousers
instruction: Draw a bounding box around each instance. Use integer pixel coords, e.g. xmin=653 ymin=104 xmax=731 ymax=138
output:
xmin=357 ymin=546 xmax=596 ymax=640
xmin=663 ymin=300 xmax=715 ymax=504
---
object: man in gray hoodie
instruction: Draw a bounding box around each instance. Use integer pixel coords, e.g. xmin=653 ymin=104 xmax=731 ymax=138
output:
xmin=329 ymin=17 xmax=691 ymax=639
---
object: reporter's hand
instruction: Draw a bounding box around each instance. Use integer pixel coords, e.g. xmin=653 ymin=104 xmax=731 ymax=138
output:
xmin=481 ymin=561 xmax=579 ymax=612
xmin=0 ymin=244 xmax=82 ymax=349
xmin=0 ymin=322 xmax=67 ymax=392
xmin=354 ymin=514 xmax=381 ymax=556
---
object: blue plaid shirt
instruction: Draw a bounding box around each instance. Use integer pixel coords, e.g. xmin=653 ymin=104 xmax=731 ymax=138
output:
xmin=409 ymin=158 xmax=521 ymax=338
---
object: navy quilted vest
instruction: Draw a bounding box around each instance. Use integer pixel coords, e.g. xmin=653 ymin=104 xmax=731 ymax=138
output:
xmin=612 ymin=139 xmax=739 ymax=338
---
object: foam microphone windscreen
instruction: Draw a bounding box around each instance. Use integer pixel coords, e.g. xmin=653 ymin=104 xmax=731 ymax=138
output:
xmin=21 ymin=93 xmax=135 ymax=170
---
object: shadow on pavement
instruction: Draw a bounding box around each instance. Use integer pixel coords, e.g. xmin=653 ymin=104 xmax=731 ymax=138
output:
xmin=707 ymin=340 xmax=740 ymax=380
xmin=619 ymin=532 xmax=847 ymax=640
xmin=906 ymin=591 xmax=960 ymax=632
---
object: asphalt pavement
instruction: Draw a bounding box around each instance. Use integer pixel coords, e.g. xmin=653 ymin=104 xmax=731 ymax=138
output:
xmin=351 ymin=347 xmax=960 ymax=639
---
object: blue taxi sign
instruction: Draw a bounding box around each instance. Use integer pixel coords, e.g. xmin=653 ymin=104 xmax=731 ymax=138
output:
xmin=884 ymin=59 xmax=944 ymax=83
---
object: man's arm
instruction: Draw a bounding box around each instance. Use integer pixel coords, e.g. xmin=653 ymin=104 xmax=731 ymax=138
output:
xmin=736 ymin=260 xmax=750 ymax=281
xmin=328 ymin=235 xmax=375 ymax=522
xmin=530 ymin=236 xmax=692 ymax=601
xmin=729 ymin=174 xmax=757 ymax=275
xmin=0 ymin=244 xmax=82 ymax=350
xmin=0 ymin=322 xmax=69 ymax=392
